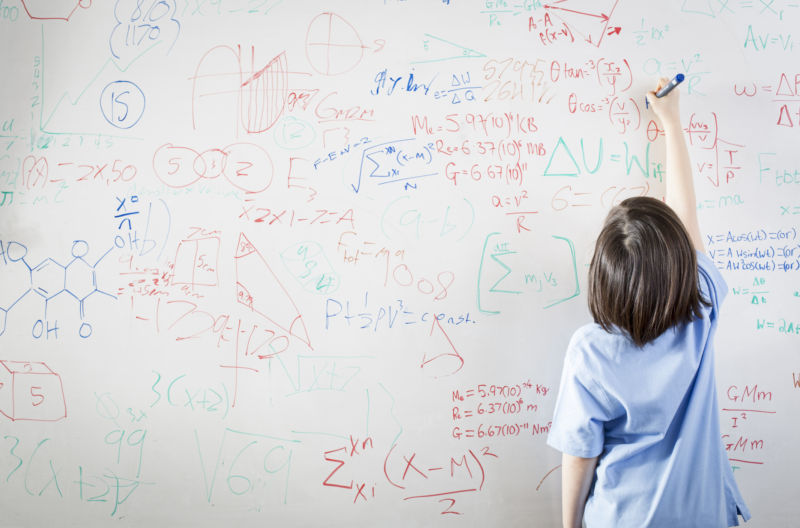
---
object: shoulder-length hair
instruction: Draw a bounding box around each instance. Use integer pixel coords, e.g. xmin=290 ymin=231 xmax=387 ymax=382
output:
xmin=588 ymin=197 xmax=709 ymax=347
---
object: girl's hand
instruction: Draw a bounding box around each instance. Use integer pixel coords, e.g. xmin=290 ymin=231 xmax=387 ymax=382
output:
xmin=647 ymin=77 xmax=681 ymax=129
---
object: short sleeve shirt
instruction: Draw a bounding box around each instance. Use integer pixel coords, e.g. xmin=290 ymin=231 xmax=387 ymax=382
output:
xmin=547 ymin=251 xmax=751 ymax=527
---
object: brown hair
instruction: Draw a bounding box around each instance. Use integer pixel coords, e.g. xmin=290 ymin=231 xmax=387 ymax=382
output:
xmin=588 ymin=197 xmax=709 ymax=347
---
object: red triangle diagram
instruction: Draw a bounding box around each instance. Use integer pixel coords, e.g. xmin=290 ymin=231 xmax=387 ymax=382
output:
xmin=543 ymin=0 xmax=620 ymax=47
xmin=420 ymin=316 xmax=464 ymax=378
xmin=234 ymin=232 xmax=312 ymax=350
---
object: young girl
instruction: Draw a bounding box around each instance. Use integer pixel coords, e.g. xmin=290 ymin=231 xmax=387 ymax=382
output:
xmin=546 ymin=79 xmax=750 ymax=527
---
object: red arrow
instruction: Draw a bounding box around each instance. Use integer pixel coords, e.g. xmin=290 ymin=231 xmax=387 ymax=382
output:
xmin=544 ymin=5 xmax=609 ymax=22
xmin=607 ymin=26 xmax=621 ymax=35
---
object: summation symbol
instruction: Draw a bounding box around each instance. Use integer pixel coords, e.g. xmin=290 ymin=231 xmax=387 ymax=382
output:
xmin=0 ymin=239 xmax=115 ymax=339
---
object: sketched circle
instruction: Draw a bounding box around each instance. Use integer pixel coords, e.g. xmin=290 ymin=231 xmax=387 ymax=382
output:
xmin=273 ymin=116 xmax=316 ymax=150
xmin=6 ymin=242 xmax=27 ymax=262
xmin=305 ymin=12 xmax=364 ymax=76
xmin=71 ymin=240 xmax=90 ymax=258
xmin=222 ymin=143 xmax=273 ymax=193
xmin=152 ymin=143 xmax=202 ymax=188
xmin=100 ymin=80 xmax=146 ymax=129
xmin=194 ymin=149 xmax=228 ymax=179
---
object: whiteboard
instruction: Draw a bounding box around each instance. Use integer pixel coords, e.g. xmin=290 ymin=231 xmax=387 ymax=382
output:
xmin=0 ymin=1 xmax=798 ymax=526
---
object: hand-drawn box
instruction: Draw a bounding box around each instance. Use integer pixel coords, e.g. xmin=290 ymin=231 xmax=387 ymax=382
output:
xmin=172 ymin=237 xmax=220 ymax=287
xmin=0 ymin=360 xmax=67 ymax=422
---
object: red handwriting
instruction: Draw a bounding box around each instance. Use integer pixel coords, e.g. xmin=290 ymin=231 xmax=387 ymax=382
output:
xmin=152 ymin=142 xmax=273 ymax=193
xmin=411 ymin=112 xmax=538 ymax=138
xmin=721 ymin=383 xmax=776 ymax=468
xmin=0 ymin=360 xmax=66 ymax=422
xmin=238 ymin=206 xmax=355 ymax=229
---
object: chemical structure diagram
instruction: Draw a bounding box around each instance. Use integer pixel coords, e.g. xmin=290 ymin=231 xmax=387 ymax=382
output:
xmin=0 ymin=239 xmax=115 ymax=339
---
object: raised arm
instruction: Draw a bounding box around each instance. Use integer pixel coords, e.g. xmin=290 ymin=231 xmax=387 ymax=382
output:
xmin=647 ymin=78 xmax=705 ymax=253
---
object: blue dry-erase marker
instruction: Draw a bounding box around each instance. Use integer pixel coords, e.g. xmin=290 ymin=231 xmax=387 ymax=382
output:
xmin=646 ymin=73 xmax=685 ymax=108
xmin=655 ymin=73 xmax=685 ymax=98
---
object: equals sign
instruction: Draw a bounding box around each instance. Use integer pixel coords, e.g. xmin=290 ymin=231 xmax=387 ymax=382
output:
xmin=464 ymin=411 xmax=473 ymax=418
xmin=762 ymin=86 xmax=773 ymax=92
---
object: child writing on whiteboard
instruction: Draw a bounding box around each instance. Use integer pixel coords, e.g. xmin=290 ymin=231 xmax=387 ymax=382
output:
xmin=546 ymin=78 xmax=751 ymax=528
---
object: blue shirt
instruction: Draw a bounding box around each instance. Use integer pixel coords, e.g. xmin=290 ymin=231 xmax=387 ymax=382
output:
xmin=547 ymin=252 xmax=750 ymax=527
